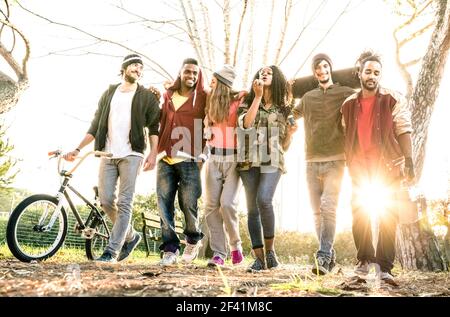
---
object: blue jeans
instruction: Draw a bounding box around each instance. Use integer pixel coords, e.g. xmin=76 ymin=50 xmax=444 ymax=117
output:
xmin=157 ymin=160 xmax=204 ymax=252
xmin=239 ymin=167 xmax=281 ymax=249
xmin=98 ymin=156 xmax=142 ymax=257
xmin=306 ymin=160 xmax=345 ymax=263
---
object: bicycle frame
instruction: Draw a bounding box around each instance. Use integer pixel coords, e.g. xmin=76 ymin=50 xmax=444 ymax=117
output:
xmin=40 ymin=151 xmax=112 ymax=240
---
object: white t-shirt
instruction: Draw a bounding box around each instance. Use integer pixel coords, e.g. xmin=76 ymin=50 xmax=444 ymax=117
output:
xmin=105 ymin=89 xmax=144 ymax=159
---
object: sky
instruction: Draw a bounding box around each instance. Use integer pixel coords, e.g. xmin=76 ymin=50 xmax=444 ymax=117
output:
xmin=2 ymin=0 xmax=449 ymax=232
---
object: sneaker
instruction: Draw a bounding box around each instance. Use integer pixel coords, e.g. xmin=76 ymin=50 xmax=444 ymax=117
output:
xmin=380 ymin=271 xmax=399 ymax=287
xmin=247 ymin=257 xmax=266 ymax=272
xmin=159 ymin=250 xmax=179 ymax=266
xmin=207 ymin=255 xmax=225 ymax=267
xmin=354 ymin=260 xmax=370 ymax=276
xmin=96 ymin=251 xmax=117 ymax=263
xmin=181 ymin=242 xmax=201 ymax=263
xmin=312 ymin=257 xmax=329 ymax=275
xmin=266 ymin=250 xmax=280 ymax=269
xmin=117 ymin=233 xmax=142 ymax=262
xmin=231 ymin=250 xmax=244 ymax=265
xmin=329 ymin=257 xmax=336 ymax=272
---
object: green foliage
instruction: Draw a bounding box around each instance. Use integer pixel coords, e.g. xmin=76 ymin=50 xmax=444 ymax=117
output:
xmin=0 ymin=218 xmax=7 ymax=244
xmin=0 ymin=124 xmax=18 ymax=189
xmin=0 ymin=187 xmax=32 ymax=212
xmin=132 ymin=192 xmax=190 ymax=229
xmin=132 ymin=193 xmax=158 ymax=222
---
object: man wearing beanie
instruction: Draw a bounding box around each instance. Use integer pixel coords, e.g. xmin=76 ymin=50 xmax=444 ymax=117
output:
xmin=292 ymin=53 xmax=355 ymax=275
xmin=64 ymin=53 xmax=161 ymax=263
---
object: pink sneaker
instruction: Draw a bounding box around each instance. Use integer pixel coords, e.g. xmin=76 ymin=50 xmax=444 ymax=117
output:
xmin=231 ymin=250 xmax=244 ymax=265
xmin=207 ymin=256 xmax=225 ymax=267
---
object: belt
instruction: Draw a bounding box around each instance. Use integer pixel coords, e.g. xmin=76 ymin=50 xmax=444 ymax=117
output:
xmin=210 ymin=147 xmax=237 ymax=155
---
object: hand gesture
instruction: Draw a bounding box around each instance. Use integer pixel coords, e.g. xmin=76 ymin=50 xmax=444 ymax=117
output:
xmin=252 ymin=79 xmax=264 ymax=98
xmin=148 ymin=86 xmax=161 ymax=100
xmin=163 ymin=80 xmax=174 ymax=90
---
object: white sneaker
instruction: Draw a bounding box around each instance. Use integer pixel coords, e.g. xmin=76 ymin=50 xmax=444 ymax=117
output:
xmin=181 ymin=242 xmax=201 ymax=263
xmin=354 ymin=260 xmax=370 ymax=276
xmin=380 ymin=271 xmax=399 ymax=286
xmin=159 ymin=250 xmax=179 ymax=266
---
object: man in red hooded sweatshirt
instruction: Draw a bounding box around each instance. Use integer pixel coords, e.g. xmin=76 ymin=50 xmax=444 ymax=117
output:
xmin=157 ymin=58 xmax=207 ymax=266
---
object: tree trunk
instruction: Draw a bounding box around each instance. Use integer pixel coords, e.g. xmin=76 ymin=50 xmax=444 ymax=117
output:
xmin=443 ymin=201 xmax=450 ymax=267
xmin=396 ymin=0 xmax=450 ymax=271
xmin=397 ymin=219 xmax=447 ymax=271
xmin=0 ymin=71 xmax=28 ymax=114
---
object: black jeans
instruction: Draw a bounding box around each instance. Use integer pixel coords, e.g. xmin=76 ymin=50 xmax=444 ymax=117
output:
xmin=351 ymin=173 xmax=400 ymax=273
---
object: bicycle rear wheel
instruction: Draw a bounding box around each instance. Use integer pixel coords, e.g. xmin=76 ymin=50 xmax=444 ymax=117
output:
xmin=85 ymin=215 xmax=111 ymax=260
xmin=6 ymin=194 xmax=68 ymax=262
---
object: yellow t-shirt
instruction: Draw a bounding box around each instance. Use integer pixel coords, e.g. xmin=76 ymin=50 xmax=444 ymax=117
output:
xmin=172 ymin=90 xmax=189 ymax=111
xmin=163 ymin=91 xmax=190 ymax=165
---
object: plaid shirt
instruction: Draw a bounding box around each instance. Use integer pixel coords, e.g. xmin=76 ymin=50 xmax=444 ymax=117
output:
xmin=236 ymin=102 xmax=290 ymax=173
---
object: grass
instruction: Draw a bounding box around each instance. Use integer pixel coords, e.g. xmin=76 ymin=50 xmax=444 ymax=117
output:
xmin=271 ymin=273 xmax=342 ymax=296
xmin=0 ymin=243 xmax=162 ymax=264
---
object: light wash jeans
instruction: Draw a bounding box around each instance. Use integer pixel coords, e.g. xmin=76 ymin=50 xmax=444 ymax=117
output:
xmin=306 ymin=160 xmax=345 ymax=264
xmin=204 ymin=155 xmax=241 ymax=259
xmin=239 ymin=167 xmax=281 ymax=249
xmin=98 ymin=156 xmax=142 ymax=257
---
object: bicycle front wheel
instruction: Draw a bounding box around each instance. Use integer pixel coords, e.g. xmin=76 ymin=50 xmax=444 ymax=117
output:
xmin=85 ymin=215 xmax=111 ymax=260
xmin=6 ymin=194 xmax=68 ymax=262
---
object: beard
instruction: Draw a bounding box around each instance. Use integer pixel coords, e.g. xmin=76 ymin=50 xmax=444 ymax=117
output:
xmin=318 ymin=77 xmax=330 ymax=84
xmin=361 ymin=79 xmax=378 ymax=91
xmin=124 ymin=73 xmax=138 ymax=84
xmin=316 ymin=73 xmax=330 ymax=85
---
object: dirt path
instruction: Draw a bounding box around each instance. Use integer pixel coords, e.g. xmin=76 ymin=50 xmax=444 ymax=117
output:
xmin=0 ymin=259 xmax=449 ymax=297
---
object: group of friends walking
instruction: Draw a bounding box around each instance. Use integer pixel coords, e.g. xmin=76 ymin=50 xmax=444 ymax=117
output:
xmin=63 ymin=50 xmax=415 ymax=285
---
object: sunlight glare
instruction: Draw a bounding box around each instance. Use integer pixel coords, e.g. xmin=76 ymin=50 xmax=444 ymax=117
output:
xmin=354 ymin=179 xmax=392 ymax=220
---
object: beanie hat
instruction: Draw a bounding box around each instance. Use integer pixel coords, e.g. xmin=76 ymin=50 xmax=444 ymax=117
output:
xmin=121 ymin=54 xmax=143 ymax=70
xmin=213 ymin=65 xmax=236 ymax=88
xmin=311 ymin=53 xmax=333 ymax=73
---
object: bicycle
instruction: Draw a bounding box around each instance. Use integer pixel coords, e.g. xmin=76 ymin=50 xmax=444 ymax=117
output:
xmin=6 ymin=150 xmax=113 ymax=262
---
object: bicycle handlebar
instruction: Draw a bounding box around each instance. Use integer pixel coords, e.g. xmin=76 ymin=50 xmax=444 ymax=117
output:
xmin=49 ymin=150 xmax=113 ymax=176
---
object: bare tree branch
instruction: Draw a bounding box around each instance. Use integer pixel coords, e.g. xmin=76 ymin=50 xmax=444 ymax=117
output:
xmin=232 ymin=0 xmax=248 ymax=66
xmin=262 ymin=0 xmax=275 ymax=65
xmin=279 ymin=0 xmax=327 ymax=66
xmin=200 ymin=0 xmax=216 ymax=71
xmin=242 ymin=0 xmax=255 ymax=87
xmin=223 ymin=0 xmax=231 ymax=64
xmin=394 ymin=0 xmax=433 ymax=33
xmin=178 ymin=0 xmax=205 ymax=66
xmin=392 ymin=0 xmax=435 ymax=98
xmin=274 ymin=0 xmax=293 ymax=65
xmin=16 ymin=1 xmax=173 ymax=80
xmin=187 ymin=0 xmax=207 ymax=66
xmin=0 ymin=18 xmax=29 ymax=80
xmin=399 ymin=22 xmax=434 ymax=47
xmin=293 ymin=0 xmax=352 ymax=76
xmin=403 ymin=58 xmax=422 ymax=67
